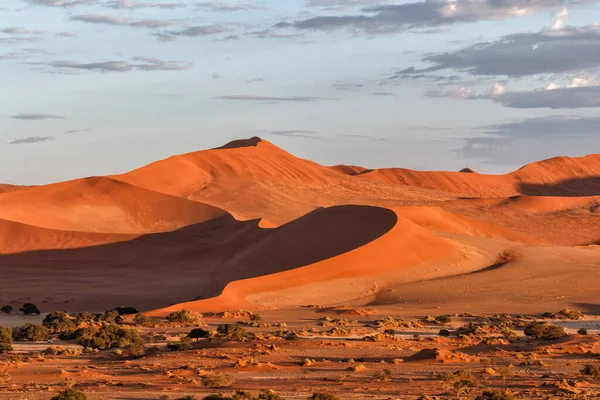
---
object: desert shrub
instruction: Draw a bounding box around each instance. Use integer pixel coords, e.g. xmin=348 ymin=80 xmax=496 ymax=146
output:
xmin=50 ymin=389 xmax=87 ymax=400
xmin=524 ymin=321 xmax=566 ymax=340
xmin=167 ymin=336 xmax=193 ymax=351
xmin=19 ymin=303 xmax=40 ymax=315
xmin=581 ymin=363 xmax=600 ymax=380
xmin=112 ymin=306 xmax=139 ymax=316
xmin=43 ymin=311 xmax=76 ymax=333
xmin=438 ymin=370 xmax=474 ymax=392
xmin=249 ymin=313 xmax=262 ymax=322
xmin=216 ymin=324 xmax=246 ymax=341
xmin=75 ymin=324 xmax=141 ymax=350
xmin=13 ymin=323 xmax=49 ymax=341
xmin=133 ymin=314 xmax=160 ymax=327
xmin=435 ymin=315 xmax=452 ymax=324
xmin=122 ymin=340 xmax=145 ymax=358
xmin=439 ymin=329 xmax=451 ymax=337
xmin=166 ymin=309 xmax=203 ymax=324
xmin=257 ymin=391 xmax=285 ymax=400
xmin=203 ymin=396 xmax=233 ymax=400
xmin=307 ymin=394 xmax=340 ymax=400
xmin=188 ymin=328 xmax=211 ymax=340
xmin=1 ymin=305 xmax=12 ymax=314
xmin=178 ymin=397 xmax=196 ymax=400
xmin=578 ymin=328 xmax=588 ymax=335
xmin=232 ymin=391 xmax=257 ymax=400
xmin=0 ymin=327 xmax=13 ymax=352
xmin=94 ymin=310 xmax=123 ymax=324
xmin=475 ymin=389 xmax=515 ymax=400
xmin=284 ymin=332 xmax=299 ymax=341
xmin=375 ymin=369 xmax=392 ymax=381
xmin=383 ymin=329 xmax=396 ymax=335
xmin=201 ymin=373 xmax=234 ymax=388
xmin=0 ymin=369 xmax=10 ymax=385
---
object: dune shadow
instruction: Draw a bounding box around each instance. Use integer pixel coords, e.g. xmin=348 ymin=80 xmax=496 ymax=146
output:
xmin=518 ymin=177 xmax=600 ymax=197
xmin=0 ymin=205 xmax=397 ymax=311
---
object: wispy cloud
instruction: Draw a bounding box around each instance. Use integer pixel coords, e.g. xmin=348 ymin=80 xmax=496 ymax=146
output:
xmin=106 ymin=0 xmax=185 ymax=9
xmin=11 ymin=113 xmax=65 ymax=120
xmin=214 ymin=95 xmax=337 ymax=102
xmin=71 ymin=14 xmax=176 ymax=29
xmin=197 ymin=1 xmax=265 ymax=12
xmin=41 ymin=57 xmax=191 ymax=73
xmin=155 ymin=25 xmax=231 ymax=41
xmin=25 ymin=0 xmax=98 ymax=7
xmin=9 ymin=136 xmax=54 ymax=144
xmin=255 ymin=129 xmax=321 ymax=139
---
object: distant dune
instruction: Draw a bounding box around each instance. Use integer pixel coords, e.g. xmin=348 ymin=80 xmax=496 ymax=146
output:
xmin=0 ymin=138 xmax=599 ymax=314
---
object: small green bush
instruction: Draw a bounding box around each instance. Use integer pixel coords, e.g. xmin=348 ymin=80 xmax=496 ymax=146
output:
xmin=166 ymin=309 xmax=203 ymax=324
xmin=435 ymin=315 xmax=452 ymax=324
xmin=216 ymin=324 xmax=246 ymax=341
xmin=0 ymin=327 xmax=13 ymax=352
xmin=13 ymin=323 xmax=49 ymax=341
xmin=439 ymin=329 xmax=451 ymax=337
xmin=167 ymin=337 xmax=193 ymax=351
xmin=524 ymin=322 xmax=566 ymax=340
xmin=112 ymin=306 xmax=139 ymax=316
xmin=307 ymin=394 xmax=340 ymax=400
xmin=43 ymin=311 xmax=76 ymax=333
xmin=188 ymin=328 xmax=211 ymax=340
xmin=581 ymin=363 xmax=600 ymax=380
xmin=475 ymin=389 xmax=515 ymax=400
xmin=578 ymin=328 xmax=588 ymax=335
xmin=201 ymin=373 xmax=234 ymax=388
xmin=50 ymin=389 xmax=87 ymax=400
xmin=1 ymin=305 xmax=12 ymax=314
xmin=19 ymin=303 xmax=40 ymax=315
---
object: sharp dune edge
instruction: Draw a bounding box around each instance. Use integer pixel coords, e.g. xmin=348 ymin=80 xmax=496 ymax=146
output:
xmin=1 ymin=137 xmax=599 ymax=314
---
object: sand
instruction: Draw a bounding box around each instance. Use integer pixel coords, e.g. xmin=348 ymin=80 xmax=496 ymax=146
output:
xmin=0 ymin=137 xmax=599 ymax=315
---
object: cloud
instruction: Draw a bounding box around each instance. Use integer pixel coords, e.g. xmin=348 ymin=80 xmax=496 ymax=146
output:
xmin=56 ymin=31 xmax=77 ymax=37
xmin=71 ymin=14 xmax=176 ymax=29
xmin=156 ymin=25 xmax=231 ymax=41
xmin=406 ymin=24 xmax=600 ymax=77
xmin=458 ymin=115 xmax=600 ymax=165
xmin=428 ymin=81 xmax=600 ymax=109
xmin=1 ymin=27 xmax=34 ymax=34
xmin=256 ymin=129 xmax=321 ymax=139
xmin=11 ymin=113 xmax=65 ymax=120
xmin=106 ymin=0 xmax=185 ymax=9
xmin=276 ymin=0 xmax=596 ymax=35
xmin=332 ymin=82 xmax=364 ymax=90
xmin=250 ymin=30 xmax=304 ymax=39
xmin=246 ymin=78 xmax=265 ymax=83
xmin=493 ymin=85 xmax=600 ymax=109
xmin=214 ymin=95 xmax=337 ymax=102
xmin=43 ymin=57 xmax=191 ymax=72
xmin=9 ymin=136 xmax=54 ymax=144
xmin=305 ymin=0 xmax=386 ymax=10
xmin=25 ymin=0 xmax=98 ymax=7
xmin=371 ymin=92 xmax=396 ymax=96
xmin=197 ymin=1 xmax=264 ymax=12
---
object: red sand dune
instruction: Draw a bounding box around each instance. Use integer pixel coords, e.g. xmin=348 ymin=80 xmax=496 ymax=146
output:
xmin=0 ymin=176 xmax=228 ymax=234
xmin=0 ymin=138 xmax=599 ymax=313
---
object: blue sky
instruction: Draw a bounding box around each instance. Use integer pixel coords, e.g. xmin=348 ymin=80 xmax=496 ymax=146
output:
xmin=1 ymin=0 xmax=600 ymax=184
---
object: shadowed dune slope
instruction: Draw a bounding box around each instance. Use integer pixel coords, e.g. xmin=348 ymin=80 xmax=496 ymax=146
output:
xmin=150 ymin=207 xmax=462 ymax=314
xmin=0 ymin=219 xmax=136 ymax=254
xmin=0 ymin=176 xmax=229 ymax=234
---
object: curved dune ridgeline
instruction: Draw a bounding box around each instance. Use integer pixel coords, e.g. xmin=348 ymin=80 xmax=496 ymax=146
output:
xmin=0 ymin=138 xmax=599 ymax=314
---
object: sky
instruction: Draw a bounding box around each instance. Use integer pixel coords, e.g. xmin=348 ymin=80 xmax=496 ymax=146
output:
xmin=1 ymin=0 xmax=600 ymax=185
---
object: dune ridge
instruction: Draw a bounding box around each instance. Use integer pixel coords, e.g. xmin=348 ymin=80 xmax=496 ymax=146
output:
xmin=0 ymin=138 xmax=598 ymax=313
